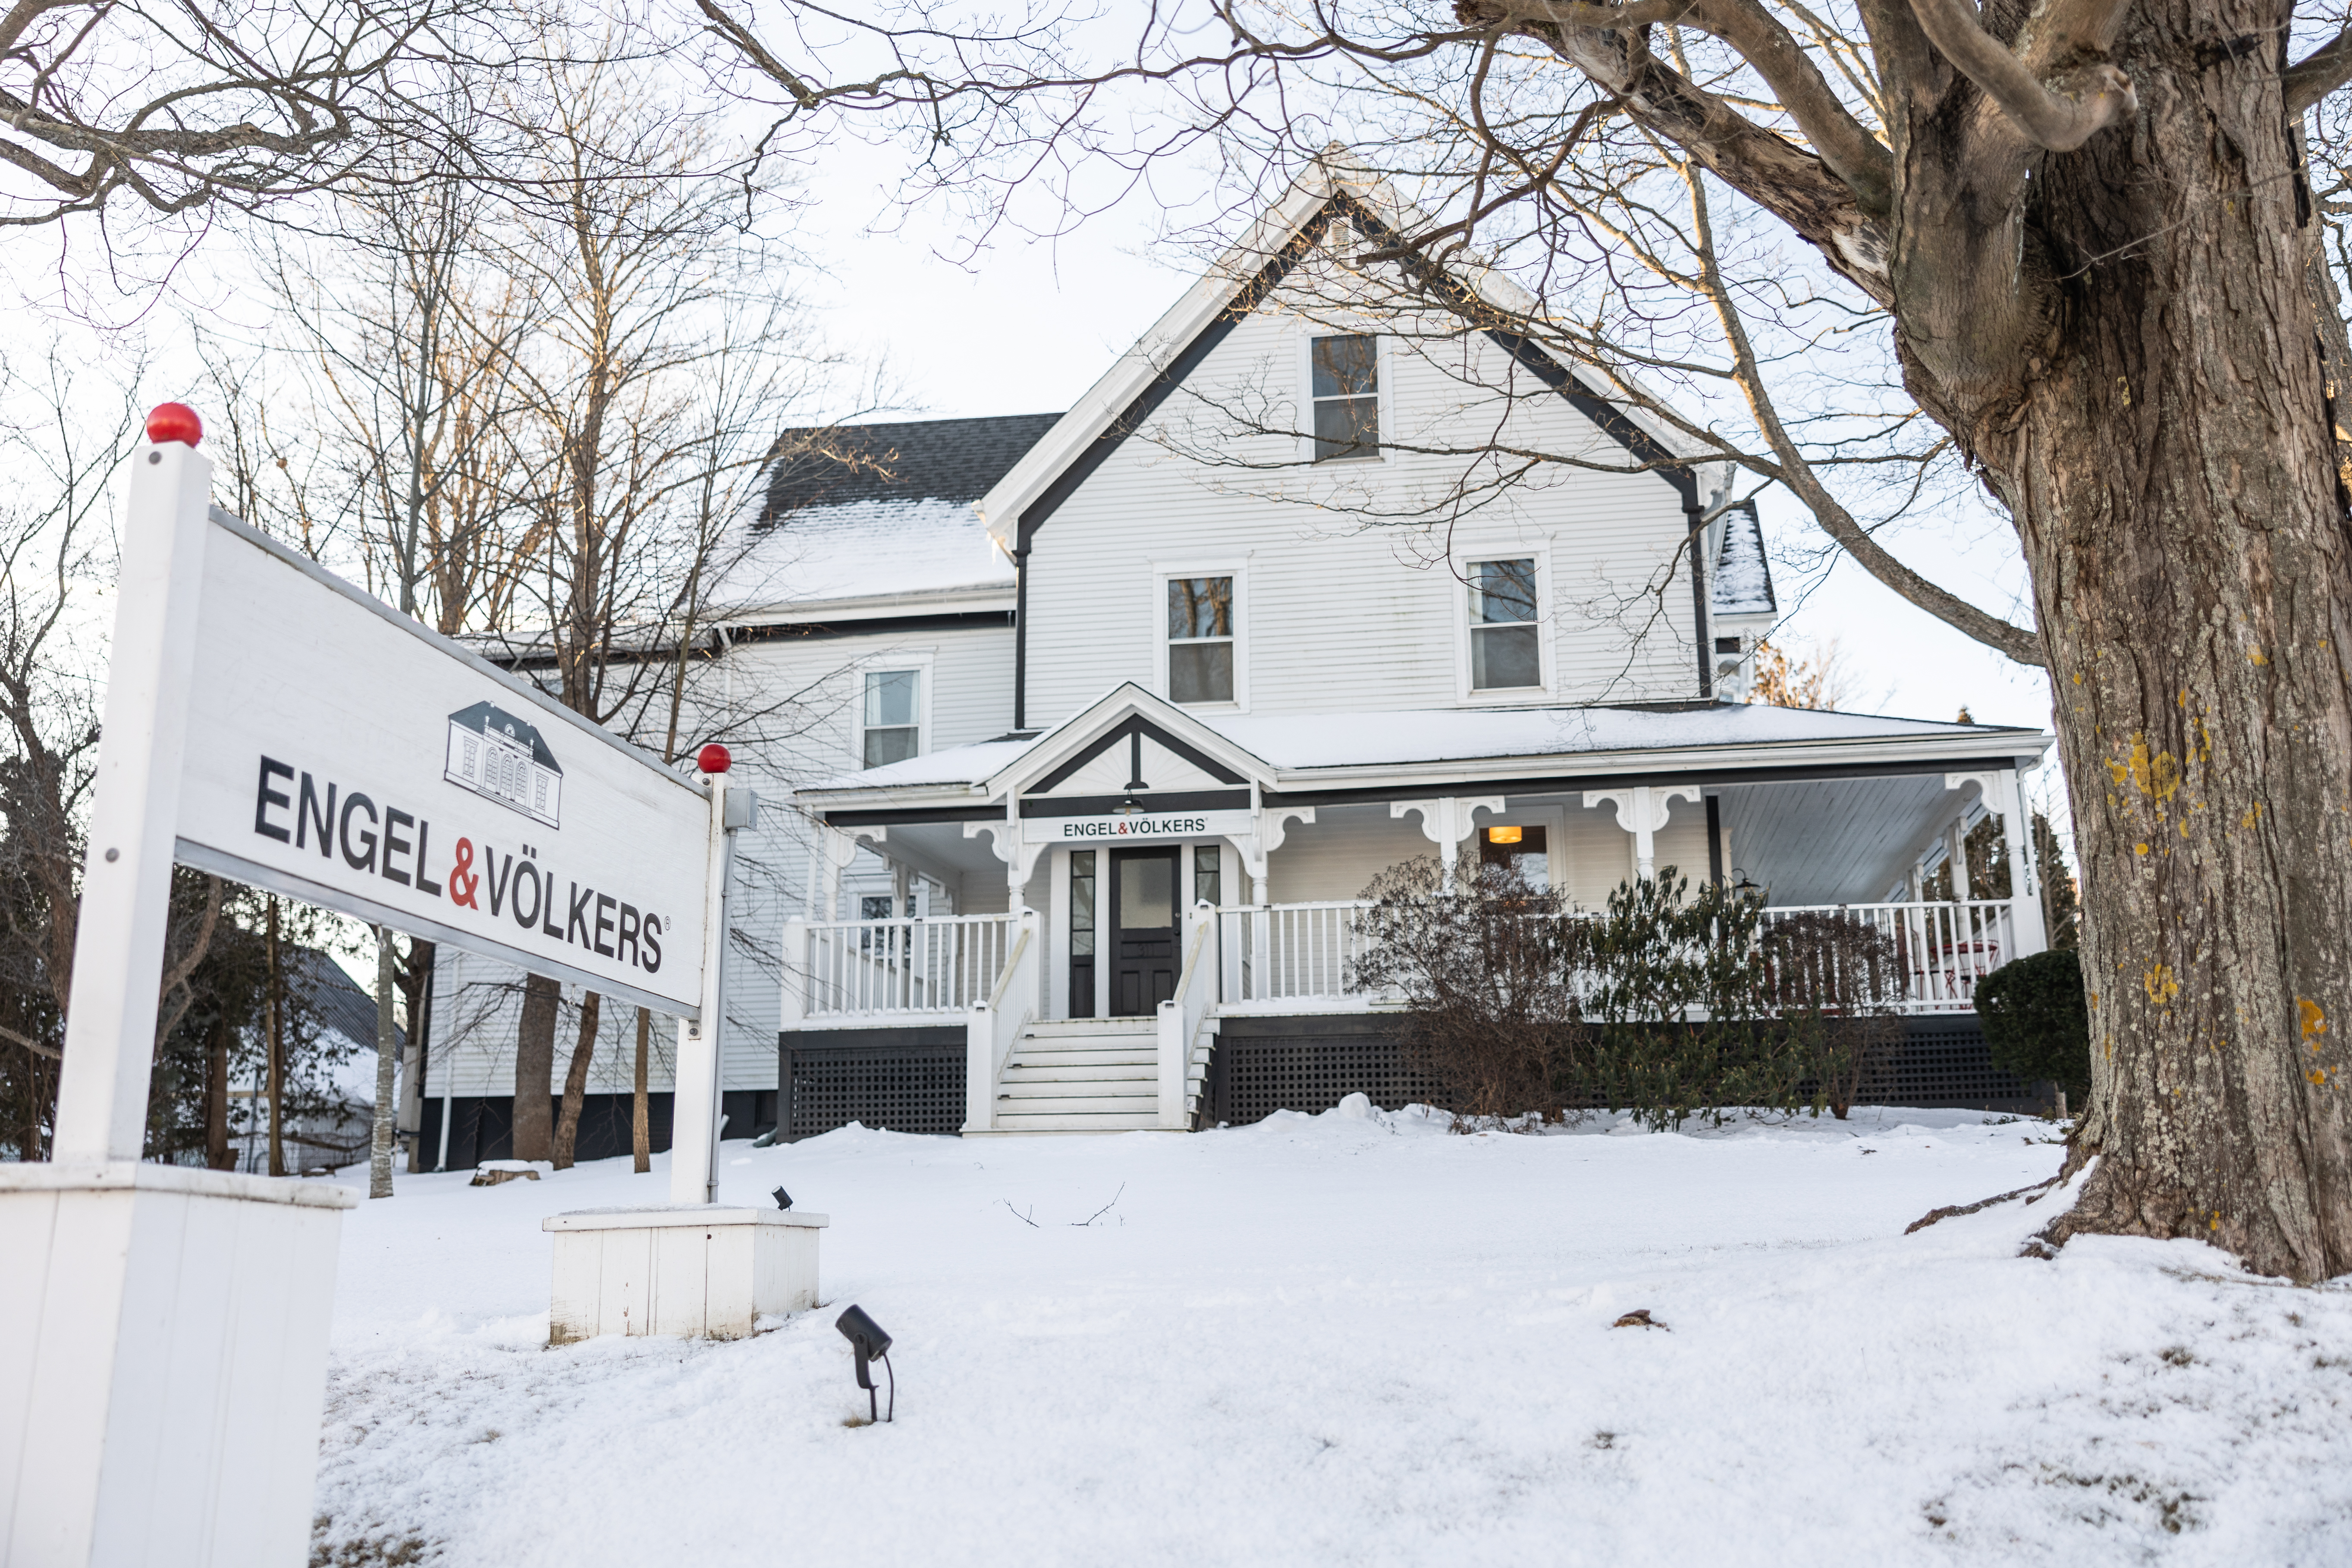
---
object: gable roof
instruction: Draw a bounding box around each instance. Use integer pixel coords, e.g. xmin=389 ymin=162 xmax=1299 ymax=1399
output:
xmin=975 ymin=166 xmax=1727 ymax=556
xmin=758 ymin=414 xmax=1063 ymax=523
xmin=711 ymin=414 xmax=1061 ymax=619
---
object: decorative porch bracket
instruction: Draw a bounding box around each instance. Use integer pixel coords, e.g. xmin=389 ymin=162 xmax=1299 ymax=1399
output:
xmin=1391 ymin=796 xmax=1507 ymax=874
xmin=808 ymin=823 xmax=864 ymax=922
xmin=1583 ymin=784 xmax=1704 ymax=880
xmin=1231 ymin=805 xmax=1316 ymax=903
xmin=964 ymin=812 xmax=1049 ymax=893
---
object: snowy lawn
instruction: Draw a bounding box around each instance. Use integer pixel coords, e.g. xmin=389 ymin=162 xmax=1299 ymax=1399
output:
xmin=311 ymin=1107 xmax=2352 ymax=1567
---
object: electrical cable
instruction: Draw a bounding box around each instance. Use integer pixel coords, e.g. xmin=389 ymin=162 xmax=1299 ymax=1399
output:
xmin=883 ymin=1351 xmax=895 ymax=1423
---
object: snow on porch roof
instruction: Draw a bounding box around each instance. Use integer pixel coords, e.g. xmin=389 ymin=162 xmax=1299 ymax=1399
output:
xmin=808 ymin=702 xmax=2043 ymax=795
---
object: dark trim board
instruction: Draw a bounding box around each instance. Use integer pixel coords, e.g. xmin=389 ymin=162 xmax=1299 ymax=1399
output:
xmin=416 ymin=1090 xmax=777 ymax=1170
xmin=731 ymin=611 xmax=1014 ymax=643
xmin=1021 ymin=789 xmax=1251 ymax=817
xmin=1263 ymin=752 xmax=2033 ymax=810
xmin=822 ymin=804 xmax=1008 ymax=827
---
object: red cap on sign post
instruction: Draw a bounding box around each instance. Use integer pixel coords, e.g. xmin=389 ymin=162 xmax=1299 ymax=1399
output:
xmin=696 ymin=742 xmax=731 ymax=775
xmin=145 ymin=403 xmax=204 ymax=447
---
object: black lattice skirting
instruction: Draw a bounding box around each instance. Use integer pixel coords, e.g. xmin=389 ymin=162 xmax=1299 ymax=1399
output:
xmin=779 ymin=1028 xmax=967 ymax=1141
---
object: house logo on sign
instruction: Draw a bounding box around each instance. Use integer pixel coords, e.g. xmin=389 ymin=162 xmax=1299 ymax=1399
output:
xmin=444 ymin=701 xmax=564 ymax=828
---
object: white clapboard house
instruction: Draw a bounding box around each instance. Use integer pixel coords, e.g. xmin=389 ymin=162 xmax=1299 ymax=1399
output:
xmin=415 ymin=171 xmax=2055 ymax=1162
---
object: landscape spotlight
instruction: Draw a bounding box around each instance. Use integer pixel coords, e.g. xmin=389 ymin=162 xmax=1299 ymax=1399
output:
xmin=771 ymin=1186 xmax=793 ymax=1211
xmin=835 ymin=1304 xmax=894 ymax=1423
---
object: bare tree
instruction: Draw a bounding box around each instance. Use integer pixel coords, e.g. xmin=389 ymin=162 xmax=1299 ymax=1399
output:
xmin=705 ymin=0 xmax=2352 ymax=1282
xmin=0 ymin=0 xmax=522 ymax=233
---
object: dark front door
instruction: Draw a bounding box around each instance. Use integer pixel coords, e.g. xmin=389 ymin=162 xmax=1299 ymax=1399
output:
xmin=1108 ymin=847 xmax=1181 ymax=1015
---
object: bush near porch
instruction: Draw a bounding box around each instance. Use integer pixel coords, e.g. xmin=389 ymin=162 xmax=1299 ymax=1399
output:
xmin=1354 ymin=860 xmax=1905 ymax=1129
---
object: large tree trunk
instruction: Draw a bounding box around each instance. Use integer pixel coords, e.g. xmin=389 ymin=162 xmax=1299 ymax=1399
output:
xmin=203 ymin=1010 xmax=232 ymax=1171
xmin=512 ymin=972 xmax=560 ymax=1161
xmin=631 ymin=1005 xmax=651 ymax=1174
xmin=369 ymin=928 xmax=398 ymax=1198
xmin=552 ymin=990 xmax=600 ymax=1169
xmin=1893 ymin=4 xmax=2352 ymax=1281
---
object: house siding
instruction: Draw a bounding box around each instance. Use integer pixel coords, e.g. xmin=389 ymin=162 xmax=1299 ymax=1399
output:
xmin=1021 ymin=299 xmax=1705 ymax=728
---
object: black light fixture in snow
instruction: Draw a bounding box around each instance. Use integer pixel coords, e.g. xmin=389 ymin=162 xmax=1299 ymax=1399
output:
xmin=771 ymin=1186 xmax=793 ymax=1211
xmin=835 ymin=1304 xmax=895 ymax=1423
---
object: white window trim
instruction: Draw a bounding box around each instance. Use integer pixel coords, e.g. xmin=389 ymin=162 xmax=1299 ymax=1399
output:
xmin=1296 ymin=327 xmax=1391 ymax=468
xmin=1470 ymin=803 xmax=1567 ymax=895
xmin=851 ymin=649 xmax=935 ymax=770
xmin=1152 ymin=562 xmax=1250 ymax=712
xmin=1453 ymin=548 xmax=1553 ymax=703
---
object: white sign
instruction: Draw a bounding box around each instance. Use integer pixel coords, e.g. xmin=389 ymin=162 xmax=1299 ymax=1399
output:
xmin=1023 ymin=808 xmax=1257 ymax=844
xmin=174 ymin=512 xmax=711 ymax=1017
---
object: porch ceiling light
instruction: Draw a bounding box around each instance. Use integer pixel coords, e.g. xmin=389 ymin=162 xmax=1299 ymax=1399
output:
xmin=836 ymin=1304 xmax=896 ymax=1423
xmin=1487 ymin=825 xmax=1523 ymax=845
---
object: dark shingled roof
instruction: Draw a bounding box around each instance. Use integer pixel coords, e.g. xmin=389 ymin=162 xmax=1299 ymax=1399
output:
xmin=759 ymin=414 xmax=1064 ymax=525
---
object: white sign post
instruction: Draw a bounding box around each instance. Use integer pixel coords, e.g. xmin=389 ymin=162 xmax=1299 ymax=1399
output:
xmin=0 ymin=409 xmax=778 ymax=1568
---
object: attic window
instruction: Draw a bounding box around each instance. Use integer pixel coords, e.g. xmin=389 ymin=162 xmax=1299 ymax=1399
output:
xmin=1310 ymin=334 xmax=1379 ymax=461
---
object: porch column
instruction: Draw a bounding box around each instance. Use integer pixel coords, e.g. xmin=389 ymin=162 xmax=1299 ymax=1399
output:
xmin=1583 ymin=785 xmax=1702 ymax=880
xmin=1392 ymin=796 xmax=1505 ymax=877
xmin=2001 ymin=766 xmax=2050 ymax=955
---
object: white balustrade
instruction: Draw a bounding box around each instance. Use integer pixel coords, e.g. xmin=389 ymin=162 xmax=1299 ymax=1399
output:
xmin=1215 ymin=897 xmax=2029 ymax=1015
xmin=1754 ymin=899 xmax=2019 ymax=1011
xmin=784 ymin=911 xmax=1016 ymax=1026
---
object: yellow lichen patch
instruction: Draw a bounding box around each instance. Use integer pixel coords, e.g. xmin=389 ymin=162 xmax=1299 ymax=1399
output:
xmin=2135 ymin=842 xmax=2151 ymax=856
xmin=2301 ymin=997 xmax=2327 ymax=1043
xmin=2250 ymin=647 xmax=2270 ymax=666
xmin=2311 ymin=1068 xmax=2330 ymax=1086
xmin=2144 ymin=964 xmax=2181 ymax=1005
xmin=2107 ymin=737 xmax=2182 ymax=803
xmin=2241 ymin=804 xmax=2264 ymax=829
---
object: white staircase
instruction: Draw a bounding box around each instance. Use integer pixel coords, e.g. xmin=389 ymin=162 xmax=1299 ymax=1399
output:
xmin=992 ymin=1017 xmax=1165 ymax=1133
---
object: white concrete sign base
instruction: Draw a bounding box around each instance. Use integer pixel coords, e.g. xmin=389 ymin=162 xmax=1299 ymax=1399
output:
xmin=0 ymin=1162 xmax=359 ymax=1567
xmin=543 ymin=1206 xmax=828 ymax=1343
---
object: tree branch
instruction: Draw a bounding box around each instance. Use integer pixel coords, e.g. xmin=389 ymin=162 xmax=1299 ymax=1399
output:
xmin=1904 ymin=0 xmax=2134 ymax=151
xmin=1680 ymin=147 xmax=2045 ymax=666
xmin=2287 ymin=27 xmax=2352 ymax=118
xmin=0 ymin=1023 xmax=60 ymax=1060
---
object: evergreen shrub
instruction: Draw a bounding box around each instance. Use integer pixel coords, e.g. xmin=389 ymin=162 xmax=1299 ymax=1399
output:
xmin=1972 ymin=947 xmax=2091 ymax=1102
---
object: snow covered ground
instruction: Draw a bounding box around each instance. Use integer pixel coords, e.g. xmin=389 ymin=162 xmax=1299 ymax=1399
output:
xmin=310 ymin=1107 xmax=2352 ymax=1567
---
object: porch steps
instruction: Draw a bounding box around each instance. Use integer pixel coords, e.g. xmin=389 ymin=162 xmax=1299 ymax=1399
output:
xmin=995 ymin=1018 xmax=1163 ymax=1133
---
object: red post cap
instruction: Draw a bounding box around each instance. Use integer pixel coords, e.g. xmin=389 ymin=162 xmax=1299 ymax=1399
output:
xmin=696 ymin=742 xmax=732 ymax=774
xmin=145 ymin=403 xmax=203 ymax=448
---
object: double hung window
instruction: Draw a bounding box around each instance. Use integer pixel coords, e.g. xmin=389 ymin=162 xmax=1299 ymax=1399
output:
xmin=1310 ymin=334 xmax=1379 ymax=461
xmin=1469 ymin=559 xmax=1541 ymax=691
xmin=1167 ymin=577 xmax=1235 ymax=704
xmin=861 ymin=669 xmax=919 ymax=767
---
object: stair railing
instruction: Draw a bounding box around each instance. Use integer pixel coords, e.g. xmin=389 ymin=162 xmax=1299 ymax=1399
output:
xmin=963 ymin=907 xmax=1039 ymax=1134
xmin=1156 ymin=899 xmax=1218 ymax=1130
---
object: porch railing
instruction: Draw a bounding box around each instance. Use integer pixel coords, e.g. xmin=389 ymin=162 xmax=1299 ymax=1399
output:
xmin=785 ymin=911 xmax=1017 ymax=1026
xmin=1216 ymin=897 xmax=2027 ymax=1015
